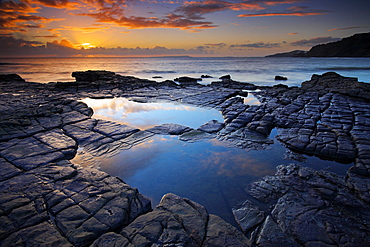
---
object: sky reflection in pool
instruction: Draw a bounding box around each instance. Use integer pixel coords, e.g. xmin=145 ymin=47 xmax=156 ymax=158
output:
xmin=81 ymin=97 xmax=224 ymax=129
xmin=78 ymin=98 xmax=352 ymax=225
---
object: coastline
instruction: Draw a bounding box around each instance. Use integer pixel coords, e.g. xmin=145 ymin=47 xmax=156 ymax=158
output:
xmin=1 ymin=71 xmax=370 ymax=246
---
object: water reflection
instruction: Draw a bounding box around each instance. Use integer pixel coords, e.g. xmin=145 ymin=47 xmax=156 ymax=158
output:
xmin=74 ymin=133 xmax=351 ymax=225
xmin=241 ymin=92 xmax=261 ymax=105
xmin=75 ymin=97 xmax=352 ymax=226
xmin=81 ymin=98 xmax=224 ymax=129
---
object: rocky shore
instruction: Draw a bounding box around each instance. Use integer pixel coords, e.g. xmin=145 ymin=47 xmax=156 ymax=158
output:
xmin=0 ymin=70 xmax=369 ymax=246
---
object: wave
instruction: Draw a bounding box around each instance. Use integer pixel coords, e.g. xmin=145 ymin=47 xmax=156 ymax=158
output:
xmin=318 ymin=67 xmax=370 ymax=71
xmin=141 ymin=70 xmax=177 ymax=74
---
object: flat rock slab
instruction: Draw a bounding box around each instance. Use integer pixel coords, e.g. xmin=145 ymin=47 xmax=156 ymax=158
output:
xmin=233 ymin=164 xmax=370 ymax=246
xmin=1 ymin=71 xmax=370 ymax=246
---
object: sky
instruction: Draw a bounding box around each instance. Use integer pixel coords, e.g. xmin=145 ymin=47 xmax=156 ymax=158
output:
xmin=1 ymin=0 xmax=369 ymax=57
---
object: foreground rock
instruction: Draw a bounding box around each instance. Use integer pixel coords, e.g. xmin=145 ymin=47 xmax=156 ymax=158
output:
xmin=93 ymin=193 xmax=250 ymax=246
xmin=1 ymin=70 xmax=370 ymax=246
xmin=233 ymin=164 xmax=370 ymax=246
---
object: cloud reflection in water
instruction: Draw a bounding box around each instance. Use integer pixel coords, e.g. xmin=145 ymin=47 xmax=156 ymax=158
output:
xmin=81 ymin=97 xmax=224 ymax=129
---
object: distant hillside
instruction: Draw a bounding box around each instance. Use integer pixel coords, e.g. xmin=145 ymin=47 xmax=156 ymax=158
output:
xmin=306 ymin=32 xmax=370 ymax=57
xmin=266 ymin=50 xmax=307 ymax=57
xmin=266 ymin=32 xmax=370 ymax=57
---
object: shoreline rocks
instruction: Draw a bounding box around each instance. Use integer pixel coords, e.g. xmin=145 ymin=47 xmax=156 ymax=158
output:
xmin=1 ymin=70 xmax=370 ymax=246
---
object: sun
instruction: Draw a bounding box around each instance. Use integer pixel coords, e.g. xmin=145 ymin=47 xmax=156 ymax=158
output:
xmin=80 ymin=43 xmax=96 ymax=49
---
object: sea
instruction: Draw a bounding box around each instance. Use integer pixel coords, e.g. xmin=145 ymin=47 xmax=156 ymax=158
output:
xmin=1 ymin=56 xmax=370 ymax=85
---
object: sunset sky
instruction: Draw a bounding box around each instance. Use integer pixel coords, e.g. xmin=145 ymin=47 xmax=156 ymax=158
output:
xmin=1 ymin=0 xmax=369 ymax=57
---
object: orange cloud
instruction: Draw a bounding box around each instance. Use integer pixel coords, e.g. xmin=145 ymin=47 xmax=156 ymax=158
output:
xmin=264 ymin=0 xmax=304 ymax=5
xmin=78 ymin=11 xmax=217 ymax=31
xmin=0 ymin=1 xmax=63 ymax=34
xmin=52 ymin=25 xmax=110 ymax=33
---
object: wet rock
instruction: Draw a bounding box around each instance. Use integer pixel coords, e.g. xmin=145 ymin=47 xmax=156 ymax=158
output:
xmin=198 ymin=120 xmax=225 ymax=133
xmin=2 ymin=70 xmax=370 ymax=246
xmin=201 ymin=74 xmax=213 ymax=78
xmin=72 ymin=70 xmax=116 ymax=82
xmin=147 ymin=123 xmax=192 ymax=135
xmin=179 ymin=129 xmax=214 ymax=142
xmin=93 ymin=193 xmax=250 ymax=247
xmin=232 ymin=200 xmax=265 ymax=234
xmin=235 ymin=164 xmax=370 ymax=246
xmin=275 ymin=75 xmax=288 ymax=80
xmin=219 ymin=75 xmax=231 ymax=80
xmin=210 ymin=80 xmax=257 ymax=90
xmin=174 ymin=76 xmax=202 ymax=86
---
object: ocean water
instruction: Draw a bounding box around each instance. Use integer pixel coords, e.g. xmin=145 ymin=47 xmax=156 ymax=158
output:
xmin=1 ymin=57 xmax=370 ymax=86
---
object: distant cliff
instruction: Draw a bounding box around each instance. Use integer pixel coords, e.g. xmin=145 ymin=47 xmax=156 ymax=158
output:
xmin=266 ymin=32 xmax=370 ymax=57
xmin=265 ymin=50 xmax=307 ymax=57
xmin=307 ymin=33 xmax=370 ymax=57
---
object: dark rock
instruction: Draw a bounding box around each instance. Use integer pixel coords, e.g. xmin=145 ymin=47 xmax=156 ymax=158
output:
xmin=0 ymin=74 xmax=25 ymax=82
xmin=210 ymin=80 xmax=257 ymax=90
xmin=179 ymin=129 xmax=214 ymax=142
xmin=232 ymin=200 xmax=265 ymax=234
xmin=236 ymin=164 xmax=370 ymax=246
xmin=201 ymin=74 xmax=213 ymax=78
xmin=219 ymin=75 xmax=231 ymax=80
xmin=174 ymin=76 xmax=201 ymax=83
xmin=152 ymin=76 xmax=162 ymax=78
xmin=92 ymin=193 xmax=250 ymax=247
xmin=1 ymin=69 xmax=370 ymax=247
xmin=274 ymin=75 xmax=288 ymax=80
xmin=72 ymin=70 xmax=116 ymax=82
xmin=198 ymin=120 xmax=225 ymax=133
xmin=147 ymin=123 xmax=192 ymax=135
xmin=158 ymin=80 xmax=180 ymax=88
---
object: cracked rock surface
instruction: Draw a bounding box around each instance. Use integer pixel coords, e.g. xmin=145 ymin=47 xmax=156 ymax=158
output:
xmin=1 ymin=70 xmax=370 ymax=246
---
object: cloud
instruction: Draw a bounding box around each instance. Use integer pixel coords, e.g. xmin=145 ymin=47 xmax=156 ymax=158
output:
xmin=78 ymin=10 xmax=217 ymax=31
xmin=238 ymin=5 xmax=328 ymax=17
xmin=290 ymin=36 xmax=340 ymax=46
xmin=176 ymin=0 xmax=264 ymax=17
xmin=0 ymin=36 xmax=208 ymax=57
xmin=0 ymin=0 xmax=63 ymax=34
xmin=33 ymin=34 xmax=60 ymax=38
xmin=229 ymin=42 xmax=280 ymax=49
xmin=204 ymin=43 xmax=227 ymax=48
xmin=288 ymin=32 xmax=298 ymax=35
xmin=328 ymin=26 xmax=367 ymax=31
xmin=50 ymin=25 xmax=110 ymax=33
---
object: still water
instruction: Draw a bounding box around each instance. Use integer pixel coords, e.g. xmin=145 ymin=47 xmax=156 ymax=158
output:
xmin=81 ymin=97 xmax=224 ymax=129
xmin=74 ymin=97 xmax=351 ymax=225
